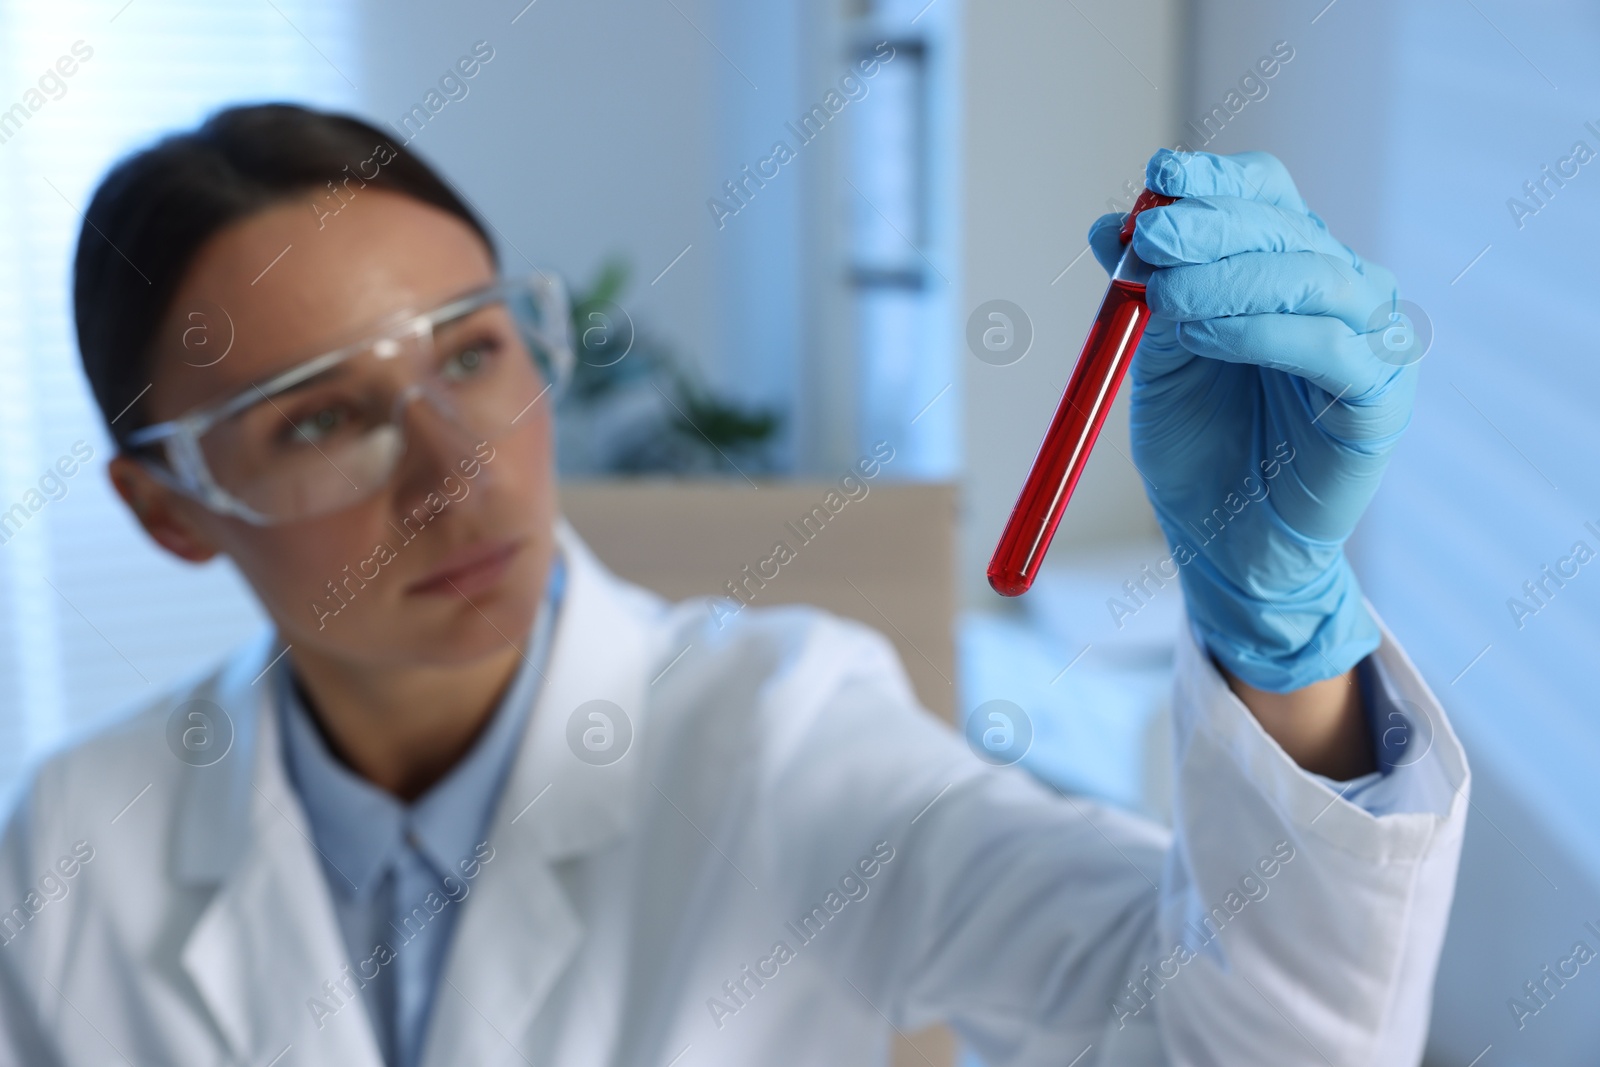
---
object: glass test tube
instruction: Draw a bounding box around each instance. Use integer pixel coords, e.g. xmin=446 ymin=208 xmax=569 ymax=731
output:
xmin=986 ymin=188 xmax=1178 ymax=597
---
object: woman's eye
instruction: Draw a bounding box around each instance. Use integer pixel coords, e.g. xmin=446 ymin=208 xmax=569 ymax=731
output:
xmin=441 ymin=339 xmax=500 ymax=381
xmin=284 ymin=405 xmax=348 ymax=444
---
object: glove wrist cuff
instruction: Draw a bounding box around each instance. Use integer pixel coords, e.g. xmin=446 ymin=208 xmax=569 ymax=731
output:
xmin=1181 ymin=554 xmax=1380 ymax=693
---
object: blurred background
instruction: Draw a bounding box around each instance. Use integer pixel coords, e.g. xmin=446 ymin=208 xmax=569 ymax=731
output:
xmin=0 ymin=0 xmax=1596 ymax=1062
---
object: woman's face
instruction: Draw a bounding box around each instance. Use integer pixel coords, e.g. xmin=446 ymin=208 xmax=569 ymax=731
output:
xmin=110 ymin=188 xmax=558 ymax=668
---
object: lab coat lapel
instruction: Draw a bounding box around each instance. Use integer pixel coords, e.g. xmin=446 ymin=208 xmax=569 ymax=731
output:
xmin=419 ymin=517 xmax=662 ymax=1067
xmin=414 ymin=837 xmax=581 ymax=1067
xmin=174 ymin=631 xmax=386 ymax=1067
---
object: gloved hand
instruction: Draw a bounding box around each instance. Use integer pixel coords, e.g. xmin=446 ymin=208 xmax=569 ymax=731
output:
xmin=1086 ymin=148 xmax=1419 ymax=693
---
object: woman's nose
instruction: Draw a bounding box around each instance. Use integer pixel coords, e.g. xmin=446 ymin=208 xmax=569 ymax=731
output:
xmin=390 ymin=383 xmax=482 ymax=489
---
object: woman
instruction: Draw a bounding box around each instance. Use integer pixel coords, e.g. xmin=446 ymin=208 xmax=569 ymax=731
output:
xmin=0 ymin=103 xmax=1467 ymax=1066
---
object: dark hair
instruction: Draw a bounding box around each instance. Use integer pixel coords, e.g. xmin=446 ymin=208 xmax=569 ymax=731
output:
xmin=73 ymin=102 xmax=498 ymax=447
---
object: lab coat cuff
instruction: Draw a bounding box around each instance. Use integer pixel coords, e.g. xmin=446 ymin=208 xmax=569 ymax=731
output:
xmin=1172 ymin=598 xmax=1470 ymax=862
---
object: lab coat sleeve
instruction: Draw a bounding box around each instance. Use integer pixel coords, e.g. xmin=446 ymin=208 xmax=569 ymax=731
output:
xmin=1129 ymin=609 xmax=1470 ymax=1066
xmin=759 ymin=603 xmax=1468 ymax=1067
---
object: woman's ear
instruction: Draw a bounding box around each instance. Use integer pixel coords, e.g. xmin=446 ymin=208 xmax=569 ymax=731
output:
xmin=107 ymin=454 xmax=221 ymax=563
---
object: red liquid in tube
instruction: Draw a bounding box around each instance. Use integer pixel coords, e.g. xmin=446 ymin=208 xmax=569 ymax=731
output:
xmin=987 ymin=189 xmax=1177 ymax=597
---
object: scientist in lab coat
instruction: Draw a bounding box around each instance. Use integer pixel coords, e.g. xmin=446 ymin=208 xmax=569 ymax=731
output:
xmin=0 ymin=104 xmax=1467 ymax=1067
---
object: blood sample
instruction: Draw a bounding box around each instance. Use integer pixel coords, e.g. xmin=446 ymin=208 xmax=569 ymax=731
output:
xmin=987 ymin=188 xmax=1178 ymax=597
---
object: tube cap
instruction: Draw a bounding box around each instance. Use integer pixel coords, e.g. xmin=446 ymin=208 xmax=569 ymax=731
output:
xmin=1119 ymin=188 xmax=1179 ymax=244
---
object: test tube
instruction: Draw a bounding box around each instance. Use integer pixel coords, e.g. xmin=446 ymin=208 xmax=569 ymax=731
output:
xmin=986 ymin=188 xmax=1178 ymax=597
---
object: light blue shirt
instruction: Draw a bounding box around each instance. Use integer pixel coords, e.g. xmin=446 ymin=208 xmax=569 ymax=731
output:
xmin=275 ymin=550 xmax=566 ymax=1067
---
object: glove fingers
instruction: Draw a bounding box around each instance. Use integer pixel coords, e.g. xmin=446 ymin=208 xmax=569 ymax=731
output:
xmin=1147 ymin=251 xmax=1396 ymax=332
xmin=1086 ymin=213 xmax=1125 ymax=275
xmin=1258 ymin=361 xmax=1415 ymax=457
xmin=1127 ymin=305 xmax=1195 ymax=385
xmin=1132 ymin=197 xmax=1360 ymax=269
xmin=1144 ymin=148 xmax=1310 ymax=214
xmin=1175 ymin=313 xmax=1402 ymax=403
xmin=1085 ymin=210 xmax=1190 ymax=377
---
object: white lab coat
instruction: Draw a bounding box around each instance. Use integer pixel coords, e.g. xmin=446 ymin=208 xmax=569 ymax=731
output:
xmin=0 ymin=516 xmax=1469 ymax=1067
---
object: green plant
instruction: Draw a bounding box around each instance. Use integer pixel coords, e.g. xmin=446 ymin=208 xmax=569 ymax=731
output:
xmin=557 ymin=257 xmax=784 ymax=476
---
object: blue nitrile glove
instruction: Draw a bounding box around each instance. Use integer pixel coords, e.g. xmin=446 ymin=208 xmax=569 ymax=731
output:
xmin=1086 ymin=148 xmax=1418 ymax=692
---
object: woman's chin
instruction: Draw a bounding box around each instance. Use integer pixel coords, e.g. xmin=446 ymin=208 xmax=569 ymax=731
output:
xmin=395 ymin=591 xmax=541 ymax=665
xmin=277 ymin=585 xmax=540 ymax=670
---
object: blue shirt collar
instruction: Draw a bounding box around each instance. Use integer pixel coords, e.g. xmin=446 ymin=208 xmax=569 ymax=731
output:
xmin=276 ymin=548 xmax=567 ymax=899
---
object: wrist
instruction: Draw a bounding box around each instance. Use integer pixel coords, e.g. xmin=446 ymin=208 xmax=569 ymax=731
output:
xmin=1217 ymin=657 xmax=1378 ymax=779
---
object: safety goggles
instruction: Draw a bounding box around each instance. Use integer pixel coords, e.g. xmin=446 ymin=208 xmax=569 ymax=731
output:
xmin=124 ymin=271 xmax=573 ymax=525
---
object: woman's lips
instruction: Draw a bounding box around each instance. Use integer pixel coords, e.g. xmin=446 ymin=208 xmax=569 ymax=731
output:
xmin=406 ymin=538 xmax=523 ymax=598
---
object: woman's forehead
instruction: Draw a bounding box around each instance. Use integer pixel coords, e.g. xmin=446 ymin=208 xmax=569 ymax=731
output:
xmin=147 ymin=189 xmax=495 ymax=420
